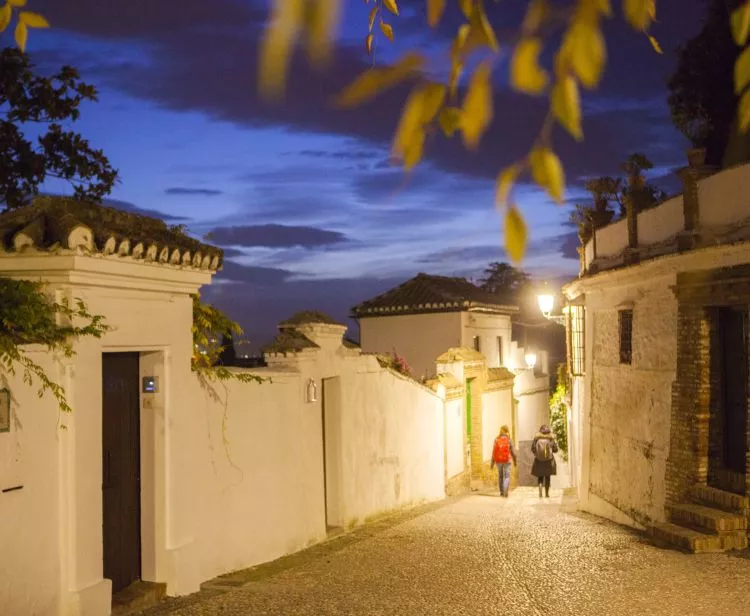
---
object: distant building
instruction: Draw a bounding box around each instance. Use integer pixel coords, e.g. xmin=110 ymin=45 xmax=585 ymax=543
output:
xmin=352 ymin=273 xmax=520 ymax=379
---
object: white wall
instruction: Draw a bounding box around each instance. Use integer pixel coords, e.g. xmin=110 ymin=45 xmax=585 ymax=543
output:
xmin=596 ymin=219 xmax=628 ymax=258
xmin=359 ymin=312 xmax=462 ymax=379
xmin=0 ymin=350 xmax=62 ymax=616
xmin=699 ymin=164 xmax=750 ymax=228
xmin=460 ymin=312 xmax=513 ymax=369
xmin=444 ymin=398 xmax=464 ymax=479
xmin=481 ymin=389 xmax=513 ymax=460
xmin=638 ymin=196 xmax=684 ymax=245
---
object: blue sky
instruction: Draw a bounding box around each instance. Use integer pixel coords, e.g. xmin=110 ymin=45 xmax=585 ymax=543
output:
xmin=24 ymin=0 xmax=706 ymax=349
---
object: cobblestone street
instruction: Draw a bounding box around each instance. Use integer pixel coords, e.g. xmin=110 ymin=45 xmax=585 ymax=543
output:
xmin=142 ymin=489 xmax=750 ymax=616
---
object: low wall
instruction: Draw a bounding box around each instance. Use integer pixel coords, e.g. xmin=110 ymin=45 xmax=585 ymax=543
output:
xmin=596 ymin=219 xmax=628 ymax=258
xmin=444 ymin=397 xmax=464 ymax=480
xmin=481 ymin=388 xmax=513 ymax=460
xmin=699 ymin=164 xmax=750 ymax=228
xmin=638 ymin=196 xmax=684 ymax=245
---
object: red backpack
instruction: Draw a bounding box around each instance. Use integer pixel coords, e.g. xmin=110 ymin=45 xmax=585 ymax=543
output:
xmin=493 ymin=435 xmax=511 ymax=463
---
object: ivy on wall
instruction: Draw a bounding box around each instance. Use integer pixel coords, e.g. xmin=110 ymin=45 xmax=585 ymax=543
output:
xmin=0 ymin=278 xmax=108 ymax=413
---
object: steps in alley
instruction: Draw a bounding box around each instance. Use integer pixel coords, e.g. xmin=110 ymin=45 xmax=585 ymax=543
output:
xmin=648 ymin=484 xmax=749 ymax=553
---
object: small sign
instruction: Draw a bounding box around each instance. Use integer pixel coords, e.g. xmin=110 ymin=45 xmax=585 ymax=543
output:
xmin=142 ymin=376 xmax=158 ymax=394
xmin=0 ymin=388 xmax=10 ymax=433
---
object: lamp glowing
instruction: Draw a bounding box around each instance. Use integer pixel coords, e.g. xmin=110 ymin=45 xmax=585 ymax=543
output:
xmin=524 ymin=352 xmax=537 ymax=369
xmin=537 ymin=293 xmax=554 ymax=316
xmin=306 ymin=378 xmax=319 ymax=403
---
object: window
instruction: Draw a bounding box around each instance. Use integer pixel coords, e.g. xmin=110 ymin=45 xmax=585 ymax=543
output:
xmin=567 ymin=306 xmax=585 ymax=376
xmin=497 ymin=336 xmax=503 ymax=366
xmin=619 ymin=309 xmax=633 ymax=365
xmin=473 ymin=336 xmax=481 ymax=352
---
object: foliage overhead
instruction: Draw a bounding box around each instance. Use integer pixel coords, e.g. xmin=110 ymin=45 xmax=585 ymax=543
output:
xmin=549 ymin=363 xmax=569 ymax=460
xmin=0 ymin=48 xmax=118 ymax=209
xmin=668 ymin=0 xmax=750 ymax=167
xmin=254 ymin=0 xmax=750 ymax=265
xmin=0 ymin=278 xmax=109 ymax=413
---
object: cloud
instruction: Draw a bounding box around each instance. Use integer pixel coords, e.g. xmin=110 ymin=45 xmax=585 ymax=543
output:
xmin=217 ymin=261 xmax=294 ymax=286
xmin=100 ymin=197 xmax=189 ymax=222
xmin=416 ymin=245 xmax=506 ymax=265
xmin=206 ymin=224 xmax=349 ymax=249
xmin=165 ymin=187 xmax=224 ymax=196
xmin=295 ymin=149 xmax=381 ymax=161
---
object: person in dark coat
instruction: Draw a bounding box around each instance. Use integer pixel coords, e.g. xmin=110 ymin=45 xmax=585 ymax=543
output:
xmin=531 ymin=424 xmax=558 ymax=498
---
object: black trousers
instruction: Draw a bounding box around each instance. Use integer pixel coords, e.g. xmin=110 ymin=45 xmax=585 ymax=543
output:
xmin=537 ymin=476 xmax=551 ymax=489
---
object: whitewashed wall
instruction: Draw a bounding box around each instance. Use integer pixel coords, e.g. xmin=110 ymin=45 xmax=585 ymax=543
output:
xmin=444 ymin=398 xmax=464 ymax=479
xmin=481 ymin=389 xmax=513 ymax=460
xmin=359 ymin=312 xmax=461 ymax=379
xmin=460 ymin=312 xmax=513 ymax=369
xmin=638 ymin=196 xmax=684 ymax=245
xmin=699 ymin=164 xmax=750 ymax=227
xmin=596 ymin=219 xmax=628 ymax=258
xmin=0 ymin=350 xmax=62 ymax=616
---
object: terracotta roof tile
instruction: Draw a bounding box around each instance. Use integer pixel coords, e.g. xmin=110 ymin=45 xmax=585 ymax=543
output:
xmin=352 ymin=273 xmax=518 ymax=317
xmin=0 ymin=196 xmax=222 ymax=270
xmin=279 ymin=310 xmax=344 ymax=327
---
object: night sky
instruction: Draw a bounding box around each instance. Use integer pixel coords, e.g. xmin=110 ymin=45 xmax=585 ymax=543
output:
xmin=28 ymin=0 xmax=706 ymax=350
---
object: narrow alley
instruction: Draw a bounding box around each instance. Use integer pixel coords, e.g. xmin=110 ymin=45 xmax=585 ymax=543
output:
xmin=138 ymin=489 xmax=750 ymax=616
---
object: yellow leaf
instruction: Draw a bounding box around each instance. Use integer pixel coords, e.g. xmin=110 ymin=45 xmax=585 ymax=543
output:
xmin=623 ymin=0 xmax=652 ymax=32
xmin=0 ymin=4 xmax=11 ymax=33
xmin=595 ymin=0 xmax=613 ymax=17
xmin=731 ymin=2 xmax=750 ymax=46
xmin=336 ymin=52 xmax=424 ymax=108
xmin=14 ymin=21 xmax=27 ymax=52
xmin=380 ymin=21 xmax=394 ymax=42
xmin=438 ymin=107 xmax=462 ymax=137
xmin=452 ymin=23 xmax=471 ymax=56
xmin=366 ymin=33 xmax=374 ymax=54
xmin=648 ymin=35 xmax=662 ymax=54
xmin=448 ymin=59 xmax=463 ymax=99
xmin=19 ymin=11 xmax=49 ymax=28
xmin=739 ymin=89 xmax=750 ymax=133
xmin=551 ymin=76 xmax=583 ymax=141
xmin=458 ymin=0 xmax=473 ymax=19
xmin=563 ymin=21 xmax=606 ymax=89
xmin=307 ymin=0 xmax=341 ymax=68
xmin=496 ymin=165 xmax=522 ymax=207
xmin=510 ymin=38 xmax=549 ymax=95
xmin=9 ymin=0 xmax=27 ymax=7
xmin=368 ymin=5 xmax=378 ymax=31
xmin=464 ymin=5 xmax=500 ymax=54
xmin=383 ymin=0 xmax=399 ymax=16
xmin=259 ymin=0 xmax=304 ymax=100
xmin=736 ymin=46 xmax=750 ymax=95
xmin=505 ymin=207 xmax=528 ymax=263
xmin=530 ymin=147 xmax=565 ymax=202
xmin=393 ymin=86 xmax=426 ymax=166
xmin=522 ymin=0 xmax=548 ymax=35
xmin=421 ymin=83 xmax=446 ymax=123
xmin=427 ymin=0 xmax=446 ymax=28
xmin=403 ymin=128 xmax=425 ymax=171
xmin=460 ymin=61 xmax=493 ymax=149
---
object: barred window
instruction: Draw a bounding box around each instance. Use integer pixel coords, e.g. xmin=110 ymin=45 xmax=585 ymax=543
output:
xmin=619 ymin=309 xmax=633 ymax=365
xmin=473 ymin=336 xmax=481 ymax=352
xmin=567 ymin=306 xmax=585 ymax=376
xmin=497 ymin=336 xmax=503 ymax=366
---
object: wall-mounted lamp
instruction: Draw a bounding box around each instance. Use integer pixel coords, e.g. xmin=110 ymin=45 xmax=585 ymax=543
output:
xmin=306 ymin=378 xmax=319 ymax=403
xmin=524 ymin=352 xmax=537 ymax=369
xmin=537 ymin=290 xmax=566 ymax=325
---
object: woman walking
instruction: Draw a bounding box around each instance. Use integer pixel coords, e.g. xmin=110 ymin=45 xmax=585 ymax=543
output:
xmin=490 ymin=425 xmax=516 ymax=497
xmin=531 ymin=424 xmax=558 ymax=498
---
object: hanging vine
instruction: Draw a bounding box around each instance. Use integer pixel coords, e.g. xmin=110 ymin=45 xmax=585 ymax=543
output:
xmin=0 ymin=278 xmax=109 ymax=413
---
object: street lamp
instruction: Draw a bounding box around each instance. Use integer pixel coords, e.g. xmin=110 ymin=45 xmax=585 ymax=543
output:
xmin=524 ymin=351 xmax=537 ymax=369
xmin=537 ymin=290 xmax=566 ymax=325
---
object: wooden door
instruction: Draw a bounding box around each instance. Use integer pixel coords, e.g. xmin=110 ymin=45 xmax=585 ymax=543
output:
xmin=102 ymin=352 xmax=142 ymax=594
xmin=709 ymin=308 xmax=749 ymax=494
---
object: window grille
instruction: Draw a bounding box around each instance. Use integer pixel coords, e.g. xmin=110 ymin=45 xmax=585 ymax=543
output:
xmin=567 ymin=306 xmax=585 ymax=376
xmin=619 ymin=309 xmax=633 ymax=365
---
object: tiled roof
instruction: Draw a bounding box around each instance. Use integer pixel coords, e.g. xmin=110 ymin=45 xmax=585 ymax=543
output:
xmin=262 ymin=329 xmax=319 ymax=355
xmin=425 ymin=372 xmax=464 ymax=392
xmin=435 ymin=347 xmax=486 ymax=363
xmin=279 ymin=310 xmax=344 ymax=327
xmin=487 ymin=367 xmax=515 ymax=383
xmin=352 ymin=273 xmax=517 ymax=317
xmin=0 ymin=196 xmax=222 ymax=270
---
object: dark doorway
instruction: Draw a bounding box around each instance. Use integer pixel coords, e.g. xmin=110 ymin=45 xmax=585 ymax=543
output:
xmin=102 ymin=352 xmax=142 ymax=593
xmin=709 ymin=308 xmax=749 ymax=494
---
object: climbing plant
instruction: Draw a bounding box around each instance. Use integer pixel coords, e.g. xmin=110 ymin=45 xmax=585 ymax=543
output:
xmin=0 ymin=278 xmax=108 ymax=413
xmin=549 ymin=363 xmax=569 ymax=460
xmin=191 ymin=293 xmax=264 ymax=385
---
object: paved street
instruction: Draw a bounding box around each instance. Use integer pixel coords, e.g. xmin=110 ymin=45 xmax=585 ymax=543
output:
xmin=142 ymin=488 xmax=750 ymax=616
